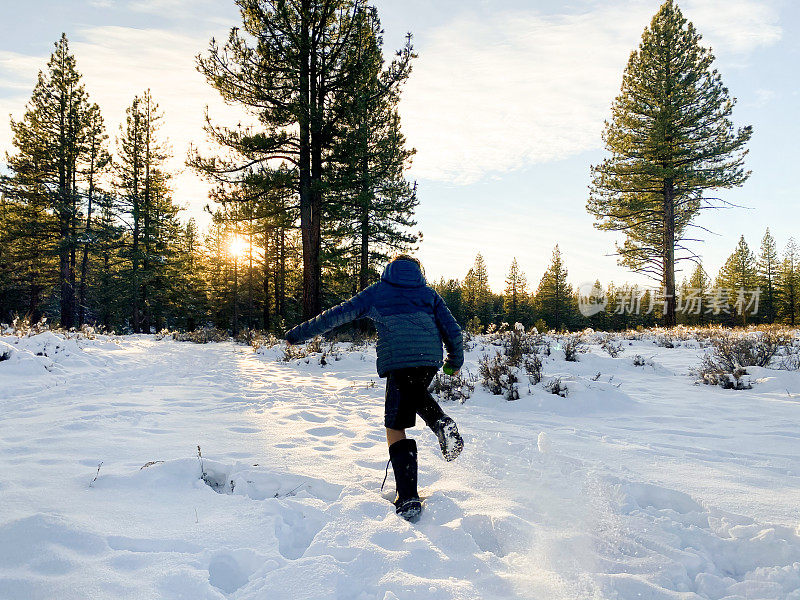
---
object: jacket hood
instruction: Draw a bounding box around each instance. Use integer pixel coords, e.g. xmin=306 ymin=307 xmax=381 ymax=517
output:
xmin=381 ymin=259 xmax=426 ymax=288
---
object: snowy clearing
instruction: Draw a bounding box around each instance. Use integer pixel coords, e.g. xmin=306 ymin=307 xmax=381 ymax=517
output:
xmin=2 ymin=332 xmax=800 ymax=599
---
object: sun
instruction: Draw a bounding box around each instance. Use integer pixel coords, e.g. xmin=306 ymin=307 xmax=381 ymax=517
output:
xmin=228 ymin=235 xmax=248 ymax=260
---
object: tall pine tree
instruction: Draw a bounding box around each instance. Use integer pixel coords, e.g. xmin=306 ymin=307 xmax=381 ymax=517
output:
xmin=503 ymin=258 xmax=528 ymax=326
xmin=329 ymin=7 xmax=418 ymax=291
xmin=3 ymin=34 xmax=93 ymax=326
xmin=756 ymin=228 xmax=779 ymax=324
xmin=588 ymin=0 xmax=752 ymax=326
xmin=779 ymin=238 xmax=799 ymax=326
xmin=716 ymin=235 xmax=757 ymax=326
xmin=192 ymin=0 xmax=414 ymax=319
xmin=534 ymin=245 xmax=575 ymax=331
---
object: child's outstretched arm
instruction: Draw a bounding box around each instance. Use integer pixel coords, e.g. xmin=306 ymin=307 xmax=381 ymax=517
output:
xmin=433 ymin=291 xmax=464 ymax=373
xmin=285 ymin=286 xmax=375 ymax=344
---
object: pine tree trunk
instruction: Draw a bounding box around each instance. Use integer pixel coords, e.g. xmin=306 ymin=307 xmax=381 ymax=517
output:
xmin=272 ymin=229 xmax=280 ymax=325
xmin=102 ymin=249 xmax=110 ymax=330
xmin=261 ymin=231 xmax=272 ymax=331
xmin=663 ymin=181 xmax=677 ymax=327
xmin=69 ymin=166 xmax=78 ymax=325
xmin=309 ymin=41 xmax=324 ymax=317
xmin=58 ymin=99 xmax=74 ymax=328
xmin=278 ymin=228 xmax=286 ymax=319
xmin=298 ymin=2 xmax=315 ymax=320
xmin=247 ymin=234 xmax=253 ymax=330
xmin=142 ymin=119 xmax=151 ymax=334
xmin=232 ymin=258 xmax=239 ymax=336
xmin=359 ymin=203 xmax=369 ymax=291
xmin=131 ymin=132 xmax=141 ymax=333
xmin=78 ymin=157 xmax=95 ymax=326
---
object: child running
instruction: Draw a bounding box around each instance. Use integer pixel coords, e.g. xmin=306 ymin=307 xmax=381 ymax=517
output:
xmin=285 ymin=255 xmax=464 ymax=521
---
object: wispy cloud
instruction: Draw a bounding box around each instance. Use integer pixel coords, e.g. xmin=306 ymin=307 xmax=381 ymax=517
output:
xmin=0 ymin=24 xmax=248 ymax=221
xmin=400 ymin=0 xmax=781 ymax=184
xmin=682 ymin=0 xmax=781 ymax=54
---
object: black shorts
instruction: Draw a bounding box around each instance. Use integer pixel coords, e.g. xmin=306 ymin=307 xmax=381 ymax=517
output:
xmin=384 ymin=366 xmax=441 ymax=430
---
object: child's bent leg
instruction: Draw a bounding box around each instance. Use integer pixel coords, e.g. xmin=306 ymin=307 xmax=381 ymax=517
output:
xmin=386 ymin=427 xmax=406 ymax=447
xmin=416 ymin=389 xmax=446 ymax=429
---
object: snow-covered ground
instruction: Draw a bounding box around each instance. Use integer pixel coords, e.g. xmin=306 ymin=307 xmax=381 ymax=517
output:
xmin=2 ymin=331 xmax=800 ymax=599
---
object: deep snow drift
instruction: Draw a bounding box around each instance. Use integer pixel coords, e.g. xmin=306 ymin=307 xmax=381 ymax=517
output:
xmin=1 ymin=330 xmax=800 ymax=599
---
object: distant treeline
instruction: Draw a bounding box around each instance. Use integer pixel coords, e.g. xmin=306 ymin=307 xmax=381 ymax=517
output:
xmin=1 ymin=1 xmax=792 ymax=335
xmin=436 ymin=234 xmax=799 ymax=333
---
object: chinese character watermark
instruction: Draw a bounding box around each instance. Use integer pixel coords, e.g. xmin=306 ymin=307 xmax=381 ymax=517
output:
xmin=577 ymin=283 xmax=762 ymax=318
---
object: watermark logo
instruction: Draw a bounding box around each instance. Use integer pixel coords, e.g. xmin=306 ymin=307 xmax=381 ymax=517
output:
xmin=577 ymin=284 xmax=761 ymax=317
xmin=577 ymin=282 xmax=608 ymax=317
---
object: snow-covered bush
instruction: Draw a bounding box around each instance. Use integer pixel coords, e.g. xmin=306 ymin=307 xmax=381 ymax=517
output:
xmin=478 ymin=339 xmax=543 ymax=400
xmin=1 ymin=315 xmax=50 ymax=337
xmin=0 ymin=344 xmax=13 ymax=362
xmin=1 ymin=315 xmax=103 ymax=339
xmin=523 ymin=353 xmax=543 ymax=385
xmin=478 ymin=351 xmax=521 ymax=400
xmin=600 ymin=335 xmax=624 ymax=358
xmin=544 ymin=377 xmax=568 ymax=397
xmin=697 ymin=328 xmax=794 ymax=388
xmin=280 ymin=337 xmax=340 ymax=366
xmin=632 ymin=354 xmax=653 ymax=367
xmin=699 ymin=365 xmax=752 ymax=390
xmin=172 ymin=327 xmax=230 ymax=343
xmin=561 ymin=334 xmax=585 ymax=362
xmin=429 ymin=371 xmax=475 ymax=403
xmin=245 ymin=330 xmax=280 ymax=352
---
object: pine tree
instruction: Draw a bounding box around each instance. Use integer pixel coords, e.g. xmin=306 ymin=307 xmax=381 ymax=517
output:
xmin=192 ymin=0 xmax=414 ymax=319
xmin=329 ymin=7 xmax=418 ymax=291
xmin=503 ymin=258 xmax=528 ymax=326
xmin=716 ymin=235 xmax=757 ymax=325
xmin=433 ymin=277 xmax=464 ymax=326
xmin=3 ymin=34 xmax=93 ymax=327
xmin=463 ymin=253 xmax=492 ymax=328
xmin=588 ymin=0 xmax=752 ymax=327
xmin=116 ymin=90 xmax=171 ymax=332
xmin=779 ymin=238 xmax=799 ymax=326
xmin=534 ymin=245 xmax=575 ymax=331
xmin=756 ymin=228 xmax=779 ymax=324
xmin=93 ymin=190 xmax=125 ymax=330
xmin=684 ymin=262 xmax=709 ymax=324
xmin=77 ymin=102 xmax=112 ymax=325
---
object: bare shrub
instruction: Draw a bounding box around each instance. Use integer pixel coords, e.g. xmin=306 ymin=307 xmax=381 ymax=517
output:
xmin=502 ymin=324 xmax=539 ymax=365
xmin=697 ymin=328 xmax=795 ymax=388
xmin=544 ymin=377 xmax=568 ymax=397
xmin=172 ymin=327 xmax=229 ymax=343
xmin=709 ymin=329 xmax=790 ymax=369
xmin=3 ymin=315 xmax=50 ymax=337
xmin=562 ymin=335 xmax=585 ymax=362
xmin=523 ymin=353 xmax=543 ymax=384
xmin=249 ymin=331 xmax=280 ymax=352
xmin=306 ymin=336 xmax=323 ymax=354
xmin=429 ymin=370 xmax=475 ymax=403
xmin=601 ymin=338 xmax=624 ymax=358
xmin=280 ymin=337 xmax=330 ymax=364
xmin=478 ymin=351 xmax=520 ymax=400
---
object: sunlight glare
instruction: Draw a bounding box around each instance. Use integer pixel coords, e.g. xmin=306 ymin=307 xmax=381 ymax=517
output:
xmin=228 ymin=235 xmax=248 ymax=260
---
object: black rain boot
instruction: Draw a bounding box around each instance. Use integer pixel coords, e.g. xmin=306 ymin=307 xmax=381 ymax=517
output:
xmin=430 ymin=416 xmax=464 ymax=462
xmin=418 ymin=391 xmax=464 ymax=462
xmin=388 ymin=438 xmax=422 ymax=522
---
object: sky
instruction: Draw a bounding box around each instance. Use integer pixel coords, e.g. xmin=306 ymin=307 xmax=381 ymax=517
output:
xmin=0 ymin=0 xmax=797 ymax=292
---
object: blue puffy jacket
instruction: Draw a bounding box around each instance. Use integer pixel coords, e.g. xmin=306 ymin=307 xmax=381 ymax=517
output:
xmin=285 ymin=259 xmax=464 ymax=377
